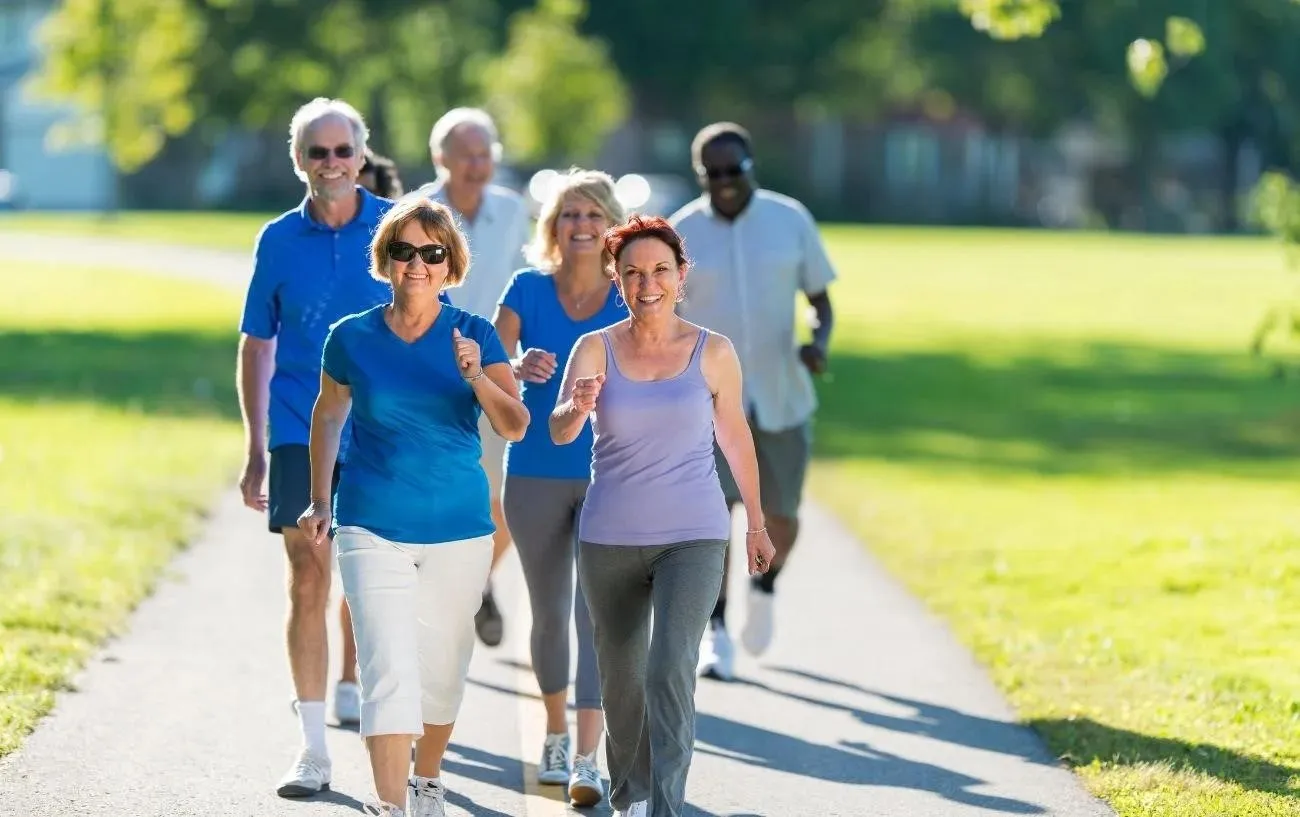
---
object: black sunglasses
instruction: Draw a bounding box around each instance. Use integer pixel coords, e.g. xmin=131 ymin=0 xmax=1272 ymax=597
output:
xmin=699 ymin=157 xmax=753 ymax=180
xmin=305 ymin=144 xmax=356 ymax=161
xmin=387 ymin=241 xmax=449 ymax=265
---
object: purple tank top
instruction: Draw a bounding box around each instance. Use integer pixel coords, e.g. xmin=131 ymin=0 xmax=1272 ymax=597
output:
xmin=578 ymin=328 xmax=731 ymax=546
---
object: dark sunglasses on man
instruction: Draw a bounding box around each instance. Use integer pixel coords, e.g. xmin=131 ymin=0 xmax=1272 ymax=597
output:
xmin=698 ymin=157 xmax=754 ymax=180
xmin=305 ymin=144 xmax=356 ymax=161
xmin=387 ymin=241 xmax=449 ymax=265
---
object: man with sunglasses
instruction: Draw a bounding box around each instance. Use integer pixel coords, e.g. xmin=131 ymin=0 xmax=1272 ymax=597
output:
xmin=413 ymin=107 xmax=533 ymax=651
xmin=669 ymin=121 xmax=837 ymax=682
xmin=237 ymin=97 xmax=425 ymax=799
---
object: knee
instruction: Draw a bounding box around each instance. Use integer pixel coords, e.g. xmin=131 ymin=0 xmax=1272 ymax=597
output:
xmin=287 ymin=561 xmax=330 ymax=610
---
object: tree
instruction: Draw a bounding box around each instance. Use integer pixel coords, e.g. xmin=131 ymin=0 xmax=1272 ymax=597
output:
xmin=482 ymin=0 xmax=628 ymax=165
xmin=25 ymin=0 xmax=202 ymax=182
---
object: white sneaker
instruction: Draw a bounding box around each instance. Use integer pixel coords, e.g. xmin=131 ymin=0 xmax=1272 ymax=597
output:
xmin=275 ymin=748 xmax=331 ymax=798
xmin=740 ymin=584 xmax=776 ymax=656
xmin=568 ymin=751 xmax=605 ymax=807
xmin=334 ymin=680 xmax=361 ymax=725
xmin=697 ymin=620 xmax=734 ymax=681
xmin=538 ymin=732 xmax=572 ymax=784
xmin=407 ymin=776 xmax=447 ymax=817
xmin=362 ymin=803 xmax=405 ymax=816
xmin=614 ymin=800 xmax=649 ymax=817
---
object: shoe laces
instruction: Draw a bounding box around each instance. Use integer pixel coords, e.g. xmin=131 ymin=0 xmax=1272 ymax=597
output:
xmin=543 ymin=735 xmax=569 ymax=771
xmin=409 ymin=777 xmax=447 ymax=817
xmin=572 ymin=753 xmax=600 ymax=783
xmin=290 ymin=752 xmax=327 ymax=781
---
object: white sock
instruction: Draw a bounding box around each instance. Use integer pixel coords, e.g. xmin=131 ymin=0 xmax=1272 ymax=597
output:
xmin=296 ymin=700 xmax=328 ymax=758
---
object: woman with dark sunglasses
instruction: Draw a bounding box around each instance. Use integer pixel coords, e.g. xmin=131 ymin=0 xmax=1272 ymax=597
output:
xmin=297 ymin=196 xmax=529 ymax=817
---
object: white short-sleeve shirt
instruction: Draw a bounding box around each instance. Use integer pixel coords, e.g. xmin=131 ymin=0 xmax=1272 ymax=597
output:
xmin=670 ymin=190 xmax=837 ymax=432
xmin=419 ymin=182 xmax=532 ymax=321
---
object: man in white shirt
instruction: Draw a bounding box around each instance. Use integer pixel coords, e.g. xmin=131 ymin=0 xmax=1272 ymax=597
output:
xmin=413 ymin=108 xmax=532 ymax=648
xmin=670 ymin=122 xmax=837 ymax=681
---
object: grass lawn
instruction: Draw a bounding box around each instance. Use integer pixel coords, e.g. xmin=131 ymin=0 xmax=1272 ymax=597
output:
xmin=0 ymin=260 xmax=242 ymax=757
xmin=811 ymin=226 xmax=1300 ymax=816
xmin=0 ymin=210 xmax=273 ymax=252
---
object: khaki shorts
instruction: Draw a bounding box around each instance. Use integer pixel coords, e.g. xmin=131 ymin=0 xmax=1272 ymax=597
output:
xmin=479 ymin=413 xmax=506 ymax=501
xmin=713 ymin=418 xmax=811 ymax=520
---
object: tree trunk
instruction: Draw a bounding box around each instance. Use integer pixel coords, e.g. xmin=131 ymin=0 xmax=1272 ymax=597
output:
xmin=1219 ymin=121 xmax=1244 ymax=233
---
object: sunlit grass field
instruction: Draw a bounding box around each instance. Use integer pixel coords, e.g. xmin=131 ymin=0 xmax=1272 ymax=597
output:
xmin=1 ymin=212 xmax=1297 ymax=814
xmin=810 ymin=227 xmax=1300 ymax=816
xmin=0 ymin=262 xmax=242 ymax=756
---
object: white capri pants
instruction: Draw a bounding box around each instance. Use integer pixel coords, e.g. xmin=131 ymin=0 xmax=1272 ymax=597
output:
xmin=335 ymin=526 xmax=494 ymax=737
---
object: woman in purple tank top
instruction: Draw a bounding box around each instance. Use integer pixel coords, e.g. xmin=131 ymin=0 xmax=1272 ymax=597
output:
xmin=550 ymin=215 xmax=775 ymax=817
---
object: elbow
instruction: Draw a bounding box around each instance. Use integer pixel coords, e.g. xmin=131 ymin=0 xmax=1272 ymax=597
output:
xmin=502 ymin=405 xmax=530 ymax=443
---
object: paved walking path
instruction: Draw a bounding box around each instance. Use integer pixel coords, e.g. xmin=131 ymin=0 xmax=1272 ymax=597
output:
xmin=0 ymin=234 xmax=1113 ymax=816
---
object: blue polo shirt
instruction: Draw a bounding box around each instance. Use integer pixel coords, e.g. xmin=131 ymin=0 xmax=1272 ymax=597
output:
xmin=499 ymin=268 xmax=627 ymax=479
xmin=322 ymin=304 xmax=510 ymax=544
xmin=239 ymin=188 xmax=454 ymax=453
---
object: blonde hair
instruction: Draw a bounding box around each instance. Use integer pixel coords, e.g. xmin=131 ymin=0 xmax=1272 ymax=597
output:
xmin=525 ymin=168 xmax=626 ymax=272
xmin=369 ymin=198 xmax=471 ymax=289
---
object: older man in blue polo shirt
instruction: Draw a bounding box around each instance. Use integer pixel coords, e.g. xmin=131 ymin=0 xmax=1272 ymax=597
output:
xmin=237 ymin=97 xmax=421 ymax=798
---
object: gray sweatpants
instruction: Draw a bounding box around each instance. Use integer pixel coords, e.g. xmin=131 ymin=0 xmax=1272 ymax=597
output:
xmin=503 ymin=475 xmax=601 ymax=709
xmin=577 ymin=538 xmax=727 ymax=817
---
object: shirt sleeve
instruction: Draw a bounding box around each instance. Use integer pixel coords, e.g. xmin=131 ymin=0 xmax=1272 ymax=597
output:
xmin=476 ymin=319 xmax=510 ymax=368
xmin=321 ymin=320 xmax=351 ymax=385
xmin=499 ymin=269 xmax=528 ymax=314
xmin=239 ymin=224 xmax=279 ymax=339
xmin=796 ymin=203 xmax=837 ymax=296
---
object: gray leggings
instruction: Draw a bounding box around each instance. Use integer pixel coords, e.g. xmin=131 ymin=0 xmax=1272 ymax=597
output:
xmin=578 ymin=538 xmax=726 ymax=817
xmin=502 ymin=475 xmax=600 ymax=709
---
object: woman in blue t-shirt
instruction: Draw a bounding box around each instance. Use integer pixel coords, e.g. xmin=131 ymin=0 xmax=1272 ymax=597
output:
xmin=298 ymin=196 xmax=529 ymax=817
xmin=493 ymin=168 xmax=627 ymax=806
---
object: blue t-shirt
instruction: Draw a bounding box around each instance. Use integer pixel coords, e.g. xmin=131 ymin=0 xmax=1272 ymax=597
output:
xmin=239 ymin=188 xmax=396 ymax=452
xmin=322 ymin=303 xmax=510 ymax=544
xmin=498 ymin=269 xmax=628 ymax=479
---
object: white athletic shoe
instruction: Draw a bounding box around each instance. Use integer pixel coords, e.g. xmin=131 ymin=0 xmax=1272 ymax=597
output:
xmin=407 ymin=776 xmax=447 ymax=817
xmin=538 ymin=732 xmax=572 ymax=784
xmin=334 ymin=680 xmax=361 ymax=725
xmin=568 ymin=751 xmax=605 ymax=807
xmin=614 ymin=801 xmax=649 ymax=817
xmin=740 ymin=585 xmax=776 ymax=656
xmin=362 ymin=802 xmax=405 ymax=816
xmin=275 ymin=748 xmax=331 ymax=798
xmin=697 ymin=620 xmax=735 ymax=681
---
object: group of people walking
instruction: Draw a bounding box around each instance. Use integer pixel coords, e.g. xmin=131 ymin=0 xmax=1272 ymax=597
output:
xmin=237 ymin=97 xmax=837 ymax=817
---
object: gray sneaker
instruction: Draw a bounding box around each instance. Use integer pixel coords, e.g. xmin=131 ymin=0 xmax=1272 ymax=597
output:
xmin=538 ymin=732 xmax=572 ymax=785
xmin=568 ymin=751 xmax=605 ymax=807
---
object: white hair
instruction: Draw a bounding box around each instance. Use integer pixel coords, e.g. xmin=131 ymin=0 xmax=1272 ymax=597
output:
xmin=428 ymin=107 xmax=503 ymax=178
xmin=288 ymin=97 xmax=369 ymax=182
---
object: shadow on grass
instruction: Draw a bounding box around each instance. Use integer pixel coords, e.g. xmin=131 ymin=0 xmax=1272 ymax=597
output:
xmin=1031 ymin=717 xmax=1300 ymax=797
xmin=0 ymin=329 xmax=238 ymax=420
xmin=815 ymin=341 xmax=1300 ymax=475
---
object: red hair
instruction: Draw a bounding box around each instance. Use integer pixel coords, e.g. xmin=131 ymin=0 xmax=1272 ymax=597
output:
xmin=602 ymin=214 xmax=689 ymax=269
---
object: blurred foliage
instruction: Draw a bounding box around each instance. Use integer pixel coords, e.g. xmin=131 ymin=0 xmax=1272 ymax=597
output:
xmin=20 ymin=0 xmax=1300 ymax=211
xmin=1248 ymin=171 xmax=1300 ymax=372
xmin=482 ymin=0 xmax=628 ymax=164
xmin=27 ymin=0 xmax=200 ymax=173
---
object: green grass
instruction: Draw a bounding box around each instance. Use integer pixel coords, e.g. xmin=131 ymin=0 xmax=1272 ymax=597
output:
xmin=811 ymin=226 xmax=1300 ymax=816
xmin=0 ymin=260 xmax=242 ymax=757
xmin=0 ymin=210 xmax=274 ymax=252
